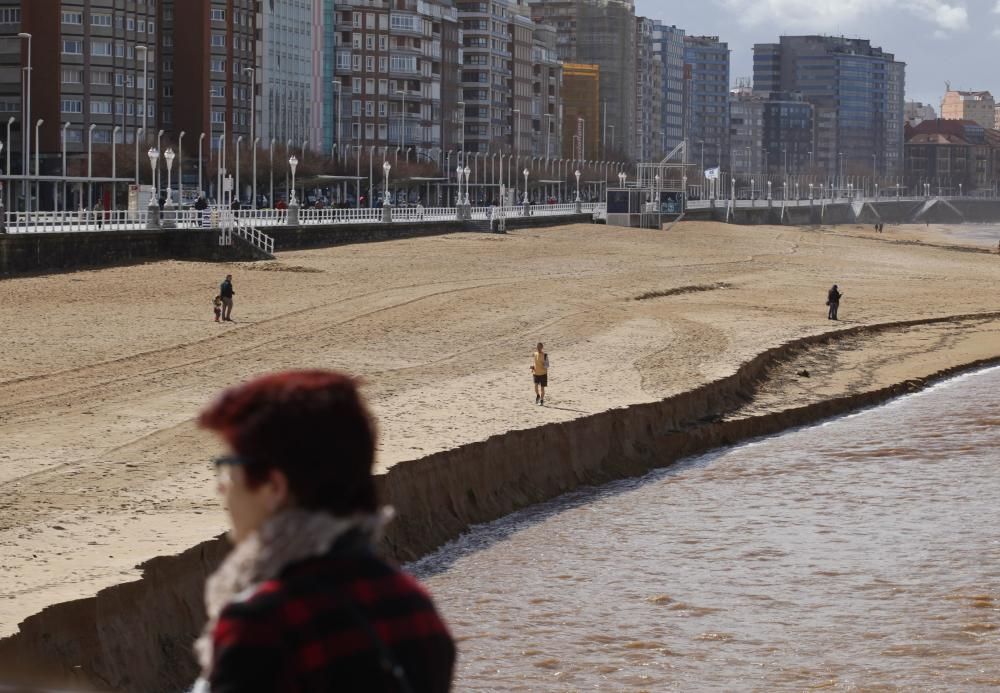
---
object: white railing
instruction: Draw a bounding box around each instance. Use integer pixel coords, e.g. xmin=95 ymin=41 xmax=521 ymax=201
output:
xmin=2 ymin=202 xmax=594 ymax=234
xmin=235 ymin=224 xmax=275 ymax=255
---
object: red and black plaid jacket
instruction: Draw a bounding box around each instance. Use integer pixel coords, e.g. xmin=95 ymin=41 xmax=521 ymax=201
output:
xmin=208 ymin=533 xmax=455 ymax=692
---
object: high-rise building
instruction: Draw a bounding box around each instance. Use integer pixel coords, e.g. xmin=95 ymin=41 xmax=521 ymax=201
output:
xmin=762 ymin=93 xmax=814 ymax=177
xmin=259 ymin=1 xmax=322 ymax=150
xmin=528 ymin=0 xmax=635 ymax=162
xmin=729 ymin=86 xmax=764 ymax=175
xmin=651 ymin=21 xmax=685 ymax=156
xmin=753 ymin=36 xmax=905 ymax=177
xmin=684 ymin=35 xmax=730 ymax=171
xmin=168 ymin=0 xmax=257 ymax=165
xmin=0 ymin=0 xmax=160 ymax=209
xmin=561 ymin=62 xmax=600 ymax=159
xmin=633 ymin=16 xmax=662 ymax=162
xmin=330 ymin=0 xmax=460 ymax=159
xmin=940 ymin=89 xmax=994 ymax=130
xmin=532 ymin=23 xmax=562 ymax=159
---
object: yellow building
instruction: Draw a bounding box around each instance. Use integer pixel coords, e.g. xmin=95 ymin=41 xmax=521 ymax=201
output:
xmin=941 ymin=90 xmax=995 ymax=130
xmin=561 ymin=63 xmax=601 ymax=160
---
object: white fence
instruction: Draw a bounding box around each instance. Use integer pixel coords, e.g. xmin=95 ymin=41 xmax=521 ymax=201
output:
xmin=2 ymin=203 xmax=596 ymax=234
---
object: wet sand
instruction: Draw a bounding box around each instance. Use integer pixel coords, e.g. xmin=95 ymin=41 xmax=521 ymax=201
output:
xmin=2 ymin=221 xmax=1000 ymax=634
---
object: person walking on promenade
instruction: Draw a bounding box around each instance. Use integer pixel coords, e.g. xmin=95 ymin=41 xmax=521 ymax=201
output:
xmin=220 ymin=274 xmax=235 ymax=322
xmin=195 ymin=194 xmax=209 ymax=228
xmin=531 ymin=342 xmax=549 ymax=405
xmin=827 ymin=284 xmax=843 ymax=320
xmin=193 ymin=370 xmax=456 ymax=693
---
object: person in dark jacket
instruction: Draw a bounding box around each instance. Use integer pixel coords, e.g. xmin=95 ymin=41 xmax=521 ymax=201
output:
xmin=827 ymin=284 xmax=843 ymax=320
xmin=193 ymin=371 xmax=455 ymax=693
xmin=219 ymin=274 xmax=235 ymax=321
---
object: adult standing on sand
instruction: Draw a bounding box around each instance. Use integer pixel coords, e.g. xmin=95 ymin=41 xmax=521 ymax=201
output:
xmin=193 ymin=370 xmax=456 ymax=692
xmin=827 ymin=284 xmax=843 ymax=321
xmin=531 ymin=342 xmax=549 ymax=405
xmin=220 ymin=274 xmax=235 ymax=322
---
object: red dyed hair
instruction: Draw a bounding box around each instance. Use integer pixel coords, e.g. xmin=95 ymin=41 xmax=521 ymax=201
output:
xmin=199 ymin=370 xmax=377 ymax=516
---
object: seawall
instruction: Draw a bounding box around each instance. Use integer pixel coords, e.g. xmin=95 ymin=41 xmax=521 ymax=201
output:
xmin=683 ymin=198 xmax=1000 ymax=226
xmin=2 ymin=312 xmax=998 ymax=692
xmin=0 ymin=214 xmax=591 ymax=278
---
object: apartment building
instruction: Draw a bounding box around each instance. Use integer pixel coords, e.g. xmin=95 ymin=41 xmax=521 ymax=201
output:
xmin=634 ymin=16 xmax=661 ymax=162
xmin=259 ymin=0 xmax=322 ymax=150
xmin=561 ymin=62 xmax=599 ymax=159
xmin=167 ymin=0 xmax=256 ymax=157
xmin=531 ymin=23 xmax=561 ymax=159
xmin=0 ymin=0 xmax=159 ymax=182
xmin=940 ymin=89 xmax=994 ymax=130
xmin=685 ymin=35 xmax=730 ymax=171
xmin=330 ymin=0 xmax=460 ymax=158
xmin=754 ymin=36 xmax=905 ymax=177
xmin=528 ymin=0 xmax=635 ymax=162
xmin=651 ymin=21 xmax=685 ymax=156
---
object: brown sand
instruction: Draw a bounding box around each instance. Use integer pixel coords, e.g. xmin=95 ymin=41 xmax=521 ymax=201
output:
xmin=2 ymin=221 xmax=1000 ymax=635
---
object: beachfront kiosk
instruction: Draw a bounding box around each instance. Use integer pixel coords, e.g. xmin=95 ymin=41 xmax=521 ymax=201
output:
xmin=607 ymin=143 xmax=692 ymax=229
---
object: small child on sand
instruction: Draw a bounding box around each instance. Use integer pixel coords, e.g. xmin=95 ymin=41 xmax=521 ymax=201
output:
xmin=213 ymin=295 xmax=222 ymax=322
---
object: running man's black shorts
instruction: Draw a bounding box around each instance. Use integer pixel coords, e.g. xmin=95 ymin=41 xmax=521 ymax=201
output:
xmin=533 ymin=374 xmax=548 ymax=387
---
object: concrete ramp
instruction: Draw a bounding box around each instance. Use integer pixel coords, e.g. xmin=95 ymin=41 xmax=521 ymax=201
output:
xmin=913 ymin=199 xmax=965 ymax=224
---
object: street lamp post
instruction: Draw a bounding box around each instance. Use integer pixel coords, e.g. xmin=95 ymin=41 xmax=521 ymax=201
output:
xmin=245 ymin=67 xmax=256 ymax=208
xmin=269 ymin=138 xmax=275 ymax=208
xmin=396 ymin=89 xmax=406 ymax=153
xmin=198 ymin=132 xmax=205 ymax=197
xmin=235 ymin=135 xmax=243 ymax=206
xmin=522 ymin=168 xmax=530 ymax=205
xmin=112 ymin=125 xmax=120 ymax=214
xmin=18 ymin=33 xmax=31 ymax=215
xmin=5 ymin=117 xmax=14 ymax=214
xmin=463 ymin=166 xmax=471 ymax=207
xmin=178 ymin=131 xmax=185 ymax=209
xmin=62 ymin=122 xmax=69 ymax=212
xmin=33 ymin=118 xmax=42 ymax=215
xmin=146 ymin=147 xmax=159 ymax=228
xmin=574 ymin=169 xmax=581 ymax=203
xmin=287 ymin=154 xmax=299 ymax=226
xmin=87 ymin=123 xmax=95 ymax=209
xmin=163 ymin=147 xmax=175 ymax=227
xmin=382 ymin=160 xmax=392 ymax=223
xmin=333 ymin=80 xmax=342 ymax=163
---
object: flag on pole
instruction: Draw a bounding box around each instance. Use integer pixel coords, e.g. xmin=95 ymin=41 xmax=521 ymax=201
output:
xmin=705 ymin=167 xmax=720 ymax=180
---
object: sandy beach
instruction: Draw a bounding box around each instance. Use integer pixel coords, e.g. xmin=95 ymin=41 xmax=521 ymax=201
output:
xmin=2 ymin=220 xmax=1000 ymax=636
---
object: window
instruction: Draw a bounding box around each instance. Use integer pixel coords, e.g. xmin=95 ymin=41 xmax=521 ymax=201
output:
xmin=378 ymin=79 xmax=388 ymax=95
xmin=352 ymin=100 xmax=361 ymax=116
xmin=336 ymin=51 xmax=352 ymax=69
xmin=62 ymin=69 xmax=83 ymax=84
xmin=353 ymin=33 xmax=362 ymax=49
xmin=378 ymin=101 xmax=387 ymax=117
xmin=94 ymin=129 xmax=112 ymax=144
xmin=366 ymin=56 xmax=374 ymax=71
xmin=365 ymin=78 xmax=375 ymax=94
xmin=352 ymin=54 xmax=361 ymax=71
xmin=163 ymin=85 xmax=173 ymax=97
xmin=379 ymin=57 xmax=388 ymax=73
xmin=126 ymin=18 xmax=134 ymax=31
xmin=211 ymin=85 xmax=226 ymax=98
xmin=91 ymin=14 xmax=112 ymax=27
xmin=366 ymin=35 xmax=375 ymax=50
xmin=91 ymin=71 xmax=112 ymax=86
xmin=91 ymin=100 xmax=113 ymax=115
xmin=365 ymin=101 xmax=374 ymax=117
xmin=148 ymin=21 xmax=155 ymax=34
xmin=212 ymin=110 xmax=225 ymax=124
xmin=379 ymin=35 xmax=388 ymax=51
xmin=137 ymin=20 xmax=146 ymax=33
xmin=62 ymin=11 xmax=83 ymax=25
xmin=61 ymin=99 xmax=83 ymax=114
xmin=211 ymin=9 xmax=225 ymax=21
xmin=352 ymin=78 xmax=362 ymax=94
xmin=211 ymin=59 xmax=226 ymax=73
xmin=62 ymin=40 xmax=83 ymax=55
xmin=91 ymin=41 xmax=113 ymax=58
xmin=353 ymin=12 xmax=361 ymax=28
xmin=66 ymin=129 xmax=83 ymax=144
xmin=212 ymin=33 xmax=226 ymax=48
xmin=0 ymin=8 xmax=21 ymax=24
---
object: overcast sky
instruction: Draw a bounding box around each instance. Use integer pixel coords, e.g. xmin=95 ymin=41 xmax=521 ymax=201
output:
xmin=635 ymin=0 xmax=995 ymax=108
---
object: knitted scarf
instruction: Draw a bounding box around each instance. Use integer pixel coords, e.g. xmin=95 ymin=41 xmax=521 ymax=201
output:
xmin=194 ymin=507 xmax=390 ymax=679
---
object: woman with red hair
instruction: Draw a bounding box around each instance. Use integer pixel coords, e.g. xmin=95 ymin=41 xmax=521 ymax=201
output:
xmin=193 ymin=370 xmax=455 ymax=692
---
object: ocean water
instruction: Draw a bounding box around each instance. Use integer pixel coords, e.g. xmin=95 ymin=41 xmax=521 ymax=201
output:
xmin=412 ymin=367 xmax=1000 ymax=691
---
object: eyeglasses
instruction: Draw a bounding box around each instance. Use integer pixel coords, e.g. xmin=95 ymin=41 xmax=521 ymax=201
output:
xmin=213 ymin=454 xmax=246 ymax=468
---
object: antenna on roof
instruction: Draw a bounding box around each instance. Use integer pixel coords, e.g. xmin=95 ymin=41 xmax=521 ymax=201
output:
xmin=945 ymin=80 xmax=951 ymax=93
